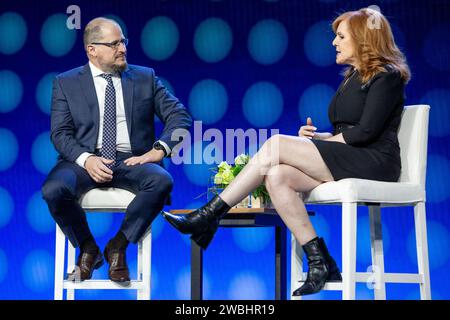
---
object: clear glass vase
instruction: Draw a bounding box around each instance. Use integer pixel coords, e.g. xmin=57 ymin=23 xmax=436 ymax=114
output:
xmin=207 ymin=186 xmax=272 ymax=208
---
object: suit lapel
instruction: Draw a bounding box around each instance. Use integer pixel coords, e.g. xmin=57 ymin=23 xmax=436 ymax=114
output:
xmin=121 ymin=69 xmax=134 ymax=138
xmin=78 ymin=64 xmax=100 ymax=148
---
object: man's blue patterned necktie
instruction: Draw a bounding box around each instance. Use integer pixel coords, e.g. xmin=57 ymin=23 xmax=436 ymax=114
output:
xmin=100 ymin=73 xmax=116 ymax=168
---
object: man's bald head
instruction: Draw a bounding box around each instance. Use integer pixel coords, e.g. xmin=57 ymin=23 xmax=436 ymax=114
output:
xmin=83 ymin=17 xmax=128 ymax=73
xmin=83 ymin=17 xmax=122 ymax=50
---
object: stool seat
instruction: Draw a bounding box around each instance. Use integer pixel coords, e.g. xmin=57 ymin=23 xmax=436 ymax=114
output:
xmin=80 ymin=188 xmax=136 ymax=211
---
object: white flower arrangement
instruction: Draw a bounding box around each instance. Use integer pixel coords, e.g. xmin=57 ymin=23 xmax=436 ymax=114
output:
xmin=210 ymin=154 xmax=270 ymax=205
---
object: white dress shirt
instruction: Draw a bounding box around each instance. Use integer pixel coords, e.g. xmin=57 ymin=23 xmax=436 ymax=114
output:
xmin=75 ymin=62 xmax=131 ymax=168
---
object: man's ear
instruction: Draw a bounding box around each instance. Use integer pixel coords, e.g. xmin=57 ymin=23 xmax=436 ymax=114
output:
xmin=86 ymin=45 xmax=96 ymax=58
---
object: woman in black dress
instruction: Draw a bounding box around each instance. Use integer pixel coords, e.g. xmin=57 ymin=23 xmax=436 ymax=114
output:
xmin=163 ymin=8 xmax=411 ymax=296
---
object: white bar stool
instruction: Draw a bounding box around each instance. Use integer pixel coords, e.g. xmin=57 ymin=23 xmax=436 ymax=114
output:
xmin=54 ymin=187 xmax=152 ymax=300
xmin=291 ymin=105 xmax=432 ymax=300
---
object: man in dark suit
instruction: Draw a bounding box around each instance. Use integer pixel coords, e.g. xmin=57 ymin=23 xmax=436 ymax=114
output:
xmin=42 ymin=17 xmax=191 ymax=284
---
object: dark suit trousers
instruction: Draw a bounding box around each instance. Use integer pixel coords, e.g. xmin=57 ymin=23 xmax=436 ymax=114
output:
xmin=41 ymin=151 xmax=173 ymax=247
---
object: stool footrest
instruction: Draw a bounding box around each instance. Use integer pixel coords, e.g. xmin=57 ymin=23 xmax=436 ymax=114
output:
xmin=63 ymin=280 xmax=146 ymax=290
xmin=295 ymin=272 xmax=425 ymax=292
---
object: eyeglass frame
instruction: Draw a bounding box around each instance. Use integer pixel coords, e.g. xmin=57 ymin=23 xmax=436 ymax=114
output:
xmin=90 ymin=38 xmax=128 ymax=49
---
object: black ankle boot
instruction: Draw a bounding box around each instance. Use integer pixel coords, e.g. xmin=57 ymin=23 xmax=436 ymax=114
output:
xmin=292 ymin=237 xmax=329 ymax=296
xmin=318 ymin=237 xmax=342 ymax=282
xmin=162 ymin=195 xmax=231 ymax=249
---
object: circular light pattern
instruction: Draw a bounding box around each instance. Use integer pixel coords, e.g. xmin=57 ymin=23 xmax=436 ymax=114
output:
xmin=150 ymin=214 xmax=165 ymax=240
xmin=22 ymin=250 xmax=53 ymax=293
xmin=86 ymin=213 xmax=113 ymax=238
xmin=0 ymin=187 xmax=13 ymax=229
xmin=31 ymin=131 xmax=58 ymax=175
xmin=248 ymin=19 xmax=288 ymax=65
xmin=0 ymin=12 xmax=27 ymax=54
xmin=298 ymin=84 xmax=335 ymax=130
xmin=304 ymin=20 xmax=336 ymax=67
xmin=0 ymin=70 xmax=23 ymax=113
xmin=355 ymin=287 xmax=375 ymax=300
xmin=421 ymin=89 xmax=450 ymax=137
xmin=150 ymin=264 xmax=159 ymax=295
xmin=310 ymin=213 xmax=331 ymax=242
xmin=175 ymin=266 xmax=211 ymax=299
xmin=425 ymin=154 xmax=450 ymax=203
xmin=0 ymin=248 xmax=7 ymax=284
xmin=423 ymin=23 xmax=450 ymax=71
xmin=189 ymin=79 xmax=228 ymax=125
xmin=227 ymin=271 xmax=268 ymax=299
xmin=356 ymin=215 xmax=391 ymax=267
xmin=407 ymin=220 xmax=450 ymax=270
xmin=104 ymin=14 xmax=128 ymax=38
xmin=26 ymin=191 xmax=54 ymax=234
xmin=158 ymin=77 xmax=175 ymax=95
xmin=141 ymin=16 xmax=179 ymax=61
xmin=0 ymin=128 xmax=19 ymax=171
xmin=183 ymin=140 xmax=223 ymax=187
xmin=232 ymin=227 xmax=272 ymax=253
xmin=36 ymin=72 xmax=58 ymax=115
xmin=40 ymin=14 xmax=77 ymax=57
xmin=194 ymin=18 xmax=233 ymax=63
xmin=243 ymin=82 xmax=283 ymax=127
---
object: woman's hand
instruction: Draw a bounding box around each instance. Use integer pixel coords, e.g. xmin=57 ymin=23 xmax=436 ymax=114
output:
xmin=298 ymin=117 xmax=317 ymax=139
xmin=124 ymin=149 xmax=165 ymax=166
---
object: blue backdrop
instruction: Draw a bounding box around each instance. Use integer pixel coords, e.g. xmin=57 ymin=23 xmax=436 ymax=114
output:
xmin=0 ymin=0 xmax=449 ymax=300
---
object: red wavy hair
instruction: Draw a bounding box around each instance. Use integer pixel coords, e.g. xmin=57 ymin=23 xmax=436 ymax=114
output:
xmin=332 ymin=8 xmax=411 ymax=84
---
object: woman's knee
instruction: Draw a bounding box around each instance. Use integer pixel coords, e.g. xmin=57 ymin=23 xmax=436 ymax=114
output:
xmin=262 ymin=134 xmax=283 ymax=151
xmin=265 ymin=165 xmax=291 ymax=191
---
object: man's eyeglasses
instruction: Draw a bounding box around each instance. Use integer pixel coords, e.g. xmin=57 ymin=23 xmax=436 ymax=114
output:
xmin=90 ymin=38 xmax=128 ymax=49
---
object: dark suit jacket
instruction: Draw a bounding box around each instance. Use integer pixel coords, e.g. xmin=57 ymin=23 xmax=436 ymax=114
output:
xmin=50 ymin=63 xmax=192 ymax=162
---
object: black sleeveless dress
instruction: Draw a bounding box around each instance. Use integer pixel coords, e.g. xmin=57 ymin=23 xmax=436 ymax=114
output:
xmin=312 ymin=67 xmax=405 ymax=182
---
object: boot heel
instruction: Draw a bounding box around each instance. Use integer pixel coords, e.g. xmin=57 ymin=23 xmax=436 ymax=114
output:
xmin=191 ymin=231 xmax=215 ymax=250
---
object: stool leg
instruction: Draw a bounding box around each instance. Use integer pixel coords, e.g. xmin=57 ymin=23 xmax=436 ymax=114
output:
xmin=137 ymin=237 xmax=143 ymax=281
xmin=369 ymin=205 xmax=386 ymax=300
xmin=342 ymin=202 xmax=357 ymax=300
xmin=414 ymin=202 xmax=431 ymax=300
xmin=66 ymin=241 xmax=76 ymax=300
xmin=137 ymin=236 xmax=143 ymax=300
xmin=54 ymin=225 xmax=65 ymax=300
xmin=138 ymin=228 xmax=151 ymax=300
xmin=290 ymin=233 xmax=304 ymax=300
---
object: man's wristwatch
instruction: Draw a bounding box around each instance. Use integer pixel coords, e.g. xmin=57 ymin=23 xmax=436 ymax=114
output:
xmin=153 ymin=141 xmax=168 ymax=157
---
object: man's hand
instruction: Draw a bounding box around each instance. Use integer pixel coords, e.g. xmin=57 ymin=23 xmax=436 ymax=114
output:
xmin=124 ymin=149 xmax=165 ymax=166
xmin=85 ymin=156 xmax=114 ymax=183
xmin=298 ymin=117 xmax=317 ymax=139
